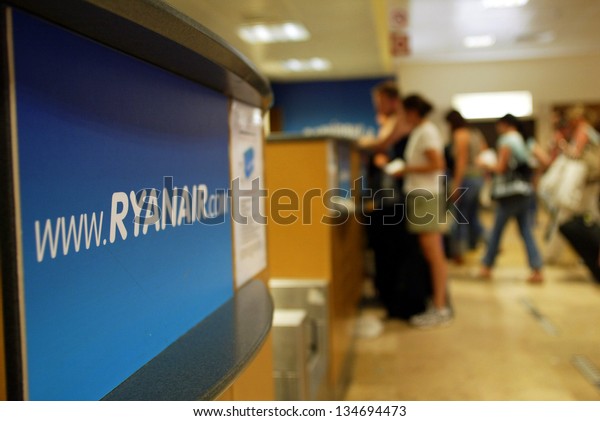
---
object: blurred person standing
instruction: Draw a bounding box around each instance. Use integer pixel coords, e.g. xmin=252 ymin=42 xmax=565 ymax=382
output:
xmin=359 ymin=80 xmax=411 ymax=153
xmin=541 ymin=105 xmax=600 ymax=264
xmin=562 ymin=104 xmax=600 ymax=218
xmin=381 ymin=94 xmax=452 ymax=328
xmin=362 ymin=81 xmax=411 ymax=197
xmin=478 ymin=114 xmax=543 ymax=283
xmin=445 ymin=109 xmax=488 ymax=263
xmin=359 ymin=81 xmax=433 ymax=319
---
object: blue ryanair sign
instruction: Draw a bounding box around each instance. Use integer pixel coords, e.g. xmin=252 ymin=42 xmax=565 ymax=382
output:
xmin=12 ymin=10 xmax=234 ymax=400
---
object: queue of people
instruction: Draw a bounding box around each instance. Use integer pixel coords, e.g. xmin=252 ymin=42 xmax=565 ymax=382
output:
xmin=361 ymin=84 xmax=452 ymax=329
xmin=359 ymin=80 xmax=600 ymax=329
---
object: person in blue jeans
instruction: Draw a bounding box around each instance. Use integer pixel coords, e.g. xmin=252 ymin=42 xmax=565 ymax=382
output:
xmin=478 ymin=114 xmax=543 ymax=284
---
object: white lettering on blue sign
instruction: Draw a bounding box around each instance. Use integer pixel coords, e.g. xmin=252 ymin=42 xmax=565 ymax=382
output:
xmin=34 ymin=178 xmax=228 ymax=263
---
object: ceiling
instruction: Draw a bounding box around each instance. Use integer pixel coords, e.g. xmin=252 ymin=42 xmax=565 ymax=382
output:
xmin=163 ymin=0 xmax=600 ymax=82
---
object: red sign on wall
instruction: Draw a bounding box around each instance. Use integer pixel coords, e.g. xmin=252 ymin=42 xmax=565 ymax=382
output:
xmin=390 ymin=32 xmax=410 ymax=56
xmin=390 ymin=8 xmax=409 ymax=29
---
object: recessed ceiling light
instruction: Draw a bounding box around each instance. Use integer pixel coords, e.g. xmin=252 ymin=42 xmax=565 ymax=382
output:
xmin=238 ymin=22 xmax=310 ymax=44
xmin=308 ymin=58 xmax=331 ymax=71
xmin=284 ymin=59 xmax=303 ymax=72
xmin=464 ymin=35 xmax=496 ymax=48
xmin=482 ymin=0 xmax=529 ymax=9
xmin=282 ymin=57 xmax=331 ymax=72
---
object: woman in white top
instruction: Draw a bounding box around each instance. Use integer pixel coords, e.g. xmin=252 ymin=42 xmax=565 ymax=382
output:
xmin=382 ymin=94 xmax=452 ymax=328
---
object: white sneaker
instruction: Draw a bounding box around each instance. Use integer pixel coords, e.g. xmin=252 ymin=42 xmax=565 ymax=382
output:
xmin=409 ymin=307 xmax=453 ymax=329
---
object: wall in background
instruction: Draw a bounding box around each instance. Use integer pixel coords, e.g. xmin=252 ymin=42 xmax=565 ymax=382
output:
xmin=397 ymin=54 xmax=600 ymax=144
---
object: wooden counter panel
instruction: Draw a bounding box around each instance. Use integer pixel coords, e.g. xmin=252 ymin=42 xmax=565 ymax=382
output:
xmin=227 ymin=269 xmax=274 ymax=401
xmin=265 ymin=137 xmax=366 ymax=399
xmin=231 ymin=333 xmax=275 ymax=401
xmin=265 ymin=141 xmax=332 ymax=280
xmin=329 ymin=217 xmax=364 ymax=397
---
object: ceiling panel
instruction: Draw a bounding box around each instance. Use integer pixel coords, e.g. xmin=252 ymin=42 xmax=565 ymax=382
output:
xmin=164 ymin=0 xmax=600 ymax=81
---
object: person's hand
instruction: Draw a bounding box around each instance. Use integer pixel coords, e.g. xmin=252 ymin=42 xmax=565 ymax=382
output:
xmin=391 ymin=169 xmax=405 ymax=178
xmin=556 ymin=138 xmax=569 ymax=152
xmin=475 ymin=155 xmax=488 ymax=170
xmin=475 ymin=150 xmax=496 ymax=172
xmin=373 ymin=153 xmax=389 ymax=169
xmin=358 ymin=135 xmax=376 ymax=149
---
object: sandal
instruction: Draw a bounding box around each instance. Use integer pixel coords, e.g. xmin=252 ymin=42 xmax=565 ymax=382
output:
xmin=478 ymin=267 xmax=492 ymax=280
xmin=527 ymin=271 xmax=543 ymax=284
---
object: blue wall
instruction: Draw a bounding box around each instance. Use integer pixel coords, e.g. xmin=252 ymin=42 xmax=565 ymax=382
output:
xmin=272 ymin=77 xmax=391 ymax=134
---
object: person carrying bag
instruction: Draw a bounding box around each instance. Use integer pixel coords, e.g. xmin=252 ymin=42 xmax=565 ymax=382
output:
xmin=478 ymin=114 xmax=543 ymax=283
xmin=538 ymin=105 xmax=600 ymax=264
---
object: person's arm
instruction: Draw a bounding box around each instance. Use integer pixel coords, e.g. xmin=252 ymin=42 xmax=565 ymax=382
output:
xmin=373 ymin=152 xmax=389 ymax=169
xmin=566 ymin=124 xmax=589 ymax=158
xmin=358 ymin=113 xmax=410 ymax=152
xmin=487 ymin=145 xmax=511 ymax=174
xmin=531 ymin=143 xmax=551 ymax=169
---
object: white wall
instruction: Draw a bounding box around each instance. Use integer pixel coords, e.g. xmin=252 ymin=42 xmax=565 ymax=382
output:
xmin=397 ymin=54 xmax=600 ymax=144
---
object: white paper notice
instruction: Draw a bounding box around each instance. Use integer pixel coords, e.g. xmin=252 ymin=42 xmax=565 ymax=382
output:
xmin=230 ymin=100 xmax=267 ymax=288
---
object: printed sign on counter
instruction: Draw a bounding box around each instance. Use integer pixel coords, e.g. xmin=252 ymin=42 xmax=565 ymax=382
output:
xmin=230 ymin=100 xmax=268 ymax=287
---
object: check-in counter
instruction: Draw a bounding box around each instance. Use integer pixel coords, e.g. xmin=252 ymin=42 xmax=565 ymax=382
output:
xmin=265 ymin=134 xmax=365 ymax=400
xmin=1 ymin=0 xmax=273 ymax=400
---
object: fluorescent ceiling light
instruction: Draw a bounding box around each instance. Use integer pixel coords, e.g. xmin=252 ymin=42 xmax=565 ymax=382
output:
xmin=285 ymin=59 xmax=303 ymax=72
xmin=308 ymin=58 xmax=330 ymax=71
xmin=282 ymin=23 xmax=306 ymax=40
xmin=482 ymin=0 xmax=529 ymax=9
xmin=452 ymin=91 xmax=533 ymax=119
xmin=464 ymin=35 xmax=496 ymax=48
xmin=238 ymin=22 xmax=310 ymax=44
xmin=282 ymin=57 xmax=331 ymax=72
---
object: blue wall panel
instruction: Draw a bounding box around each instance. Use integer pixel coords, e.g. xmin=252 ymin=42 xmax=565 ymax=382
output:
xmin=272 ymin=77 xmax=389 ymax=133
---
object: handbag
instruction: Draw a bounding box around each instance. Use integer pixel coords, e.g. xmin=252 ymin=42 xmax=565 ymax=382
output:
xmin=490 ymin=158 xmax=532 ymax=201
xmin=538 ymin=154 xmax=565 ymax=206
xmin=538 ymin=154 xmax=587 ymax=211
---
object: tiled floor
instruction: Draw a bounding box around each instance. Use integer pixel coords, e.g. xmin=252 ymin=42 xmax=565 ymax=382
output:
xmin=345 ymin=210 xmax=600 ymax=400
